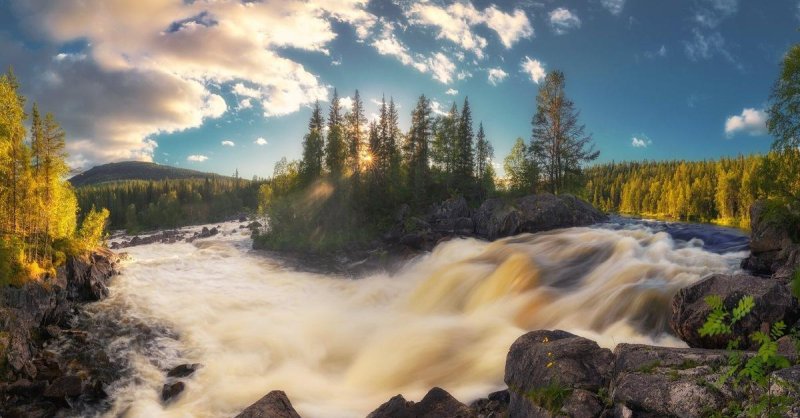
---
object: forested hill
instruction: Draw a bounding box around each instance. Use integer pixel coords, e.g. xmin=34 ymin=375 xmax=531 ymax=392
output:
xmin=69 ymin=161 xmax=230 ymax=187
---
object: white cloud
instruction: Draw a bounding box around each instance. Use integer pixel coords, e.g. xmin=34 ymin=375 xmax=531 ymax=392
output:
xmin=445 ymin=88 xmax=458 ymax=96
xmin=5 ymin=0 xmax=378 ymax=166
xmin=430 ymin=100 xmax=449 ymax=116
xmin=339 ymin=96 xmax=354 ymax=112
xmin=237 ymin=98 xmax=253 ymax=110
xmin=684 ymin=29 xmax=735 ymax=65
xmin=521 ymin=56 xmax=546 ymax=84
xmin=484 ymin=6 xmax=534 ymax=48
xmin=725 ymin=108 xmax=768 ymax=137
xmin=457 ymin=70 xmax=472 ymax=81
xmin=331 ymin=57 xmax=342 ymax=66
xmin=187 ymin=155 xmax=209 ymax=162
xmin=549 ymin=8 xmax=581 ymax=35
xmin=407 ymin=2 xmax=532 ymax=56
xmin=221 ymin=140 xmax=235 ymax=147
xmin=255 ymin=137 xmax=269 ymax=145
xmin=631 ymin=136 xmax=652 ymax=148
xmin=427 ymin=52 xmax=456 ymax=84
xmin=487 ymin=67 xmax=508 ymax=85
xmin=600 ymin=0 xmax=626 ymax=15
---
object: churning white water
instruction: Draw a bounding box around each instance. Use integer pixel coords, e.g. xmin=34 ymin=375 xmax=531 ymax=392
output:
xmin=89 ymin=221 xmax=747 ymax=418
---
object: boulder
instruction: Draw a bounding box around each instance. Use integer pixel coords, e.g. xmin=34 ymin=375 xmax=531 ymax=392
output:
xmin=161 ymin=381 xmax=185 ymax=403
xmin=43 ymin=375 xmax=83 ymax=399
xmin=368 ymin=387 xmax=474 ymax=418
xmin=670 ymin=273 xmax=799 ymax=349
xmin=473 ymin=198 xmax=520 ymax=240
xmin=504 ymin=330 xmax=613 ymax=418
xmin=742 ymin=199 xmax=800 ymax=277
xmin=469 ymin=390 xmax=509 ymax=418
xmin=474 ymin=194 xmax=606 ymax=241
xmin=235 ymin=390 xmax=301 ymax=418
xmin=167 ymin=363 xmax=201 ymax=378
xmin=514 ymin=194 xmax=606 ymax=234
xmin=611 ymin=344 xmax=749 ymax=417
xmin=429 ymin=197 xmax=471 ymax=221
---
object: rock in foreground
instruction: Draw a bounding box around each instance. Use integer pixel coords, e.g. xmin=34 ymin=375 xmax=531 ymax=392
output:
xmin=670 ymin=273 xmax=799 ymax=349
xmin=368 ymin=387 xmax=474 ymax=418
xmin=236 ymin=390 xmax=301 ymax=418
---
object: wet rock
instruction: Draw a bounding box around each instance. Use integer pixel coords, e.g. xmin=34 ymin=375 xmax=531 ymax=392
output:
xmin=469 ymin=390 xmax=509 ymax=418
xmin=742 ymin=199 xmax=800 ymax=277
xmin=778 ymin=335 xmax=799 ymax=357
xmin=247 ymin=221 xmax=262 ymax=230
xmin=6 ymin=378 xmax=46 ymax=397
xmin=197 ymin=226 xmax=219 ymax=239
xmin=43 ymin=375 xmax=83 ymax=399
xmin=167 ymin=363 xmax=201 ymax=378
xmin=474 ymin=194 xmax=606 ymax=241
xmin=515 ymin=194 xmax=607 ymax=234
xmin=611 ymin=343 xmax=748 ymax=417
xmin=368 ymin=387 xmax=474 ymax=418
xmin=504 ymin=330 xmax=613 ymax=418
xmin=235 ymin=390 xmax=301 ymax=418
xmin=670 ymin=273 xmax=799 ymax=349
xmin=473 ymin=198 xmax=520 ymax=240
xmin=161 ymin=381 xmax=185 ymax=403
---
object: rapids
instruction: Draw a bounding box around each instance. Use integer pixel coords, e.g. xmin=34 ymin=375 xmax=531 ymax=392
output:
xmin=83 ymin=220 xmax=747 ymax=418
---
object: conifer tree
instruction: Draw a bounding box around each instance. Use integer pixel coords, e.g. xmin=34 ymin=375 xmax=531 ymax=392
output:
xmin=455 ymin=97 xmax=475 ymax=186
xmin=300 ymin=101 xmax=325 ymax=184
xmin=346 ymin=90 xmax=366 ymax=178
xmin=325 ymin=89 xmax=346 ymax=177
xmin=405 ymin=94 xmax=432 ymax=204
xmin=474 ymin=122 xmax=494 ymax=199
xmin=531 ymin=70 xmax=598 ymax=194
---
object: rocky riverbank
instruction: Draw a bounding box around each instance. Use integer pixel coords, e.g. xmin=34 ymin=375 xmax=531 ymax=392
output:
xmin=0 ymin=249 xmax=120 ymax=418
xmin=235 ymin=198 xmax=800 ymax=417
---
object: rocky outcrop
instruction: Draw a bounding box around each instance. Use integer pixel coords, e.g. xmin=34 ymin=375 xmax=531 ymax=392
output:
xmin=235 ymin=390 xmax=302 ymax=418
xmin=742 ymin=199 xmax=800 ymax=279
xmin=504 ymin=330 xmax=612 ymax=418
xmin=393 ymin=194 xmax=607 ymax=250
xmin=367 ymin=387 xmax=474 ymax=418
xmin=670 ymin=273 xmax=799 ymax=349
xmin=0 ymin=250 xmax=119 ymax=417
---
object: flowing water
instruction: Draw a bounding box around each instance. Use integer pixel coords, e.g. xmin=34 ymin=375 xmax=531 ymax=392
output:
xmin=80 ymin=219 xmax=748 ymax=418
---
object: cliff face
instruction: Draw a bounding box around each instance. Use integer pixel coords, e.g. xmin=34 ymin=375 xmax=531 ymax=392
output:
xmin=0 ymin=249 xmax=119 ymax=417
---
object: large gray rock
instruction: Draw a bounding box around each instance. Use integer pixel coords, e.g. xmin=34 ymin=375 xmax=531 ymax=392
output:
xmin=504 ymin=330 xmax=613 ymax=418
xmin=368 ymin=387 xmax=474 ymax=418
xmin=670 ymin=273 xmax=799 ymax=349
xmin=742 ymin=200 xmax=800 ymax=277
xmin=474 ymin=194 xmax=606 ymax=241
xmin=611 ymin=344 xmax=748 ymax=417
xmin=235 ymin=390 xmax=301 ymax=418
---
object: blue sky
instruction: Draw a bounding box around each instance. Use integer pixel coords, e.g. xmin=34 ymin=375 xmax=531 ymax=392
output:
xmin=0 ymin=0 xmax=797 ymax=178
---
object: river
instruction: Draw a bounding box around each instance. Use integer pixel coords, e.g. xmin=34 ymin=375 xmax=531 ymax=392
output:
xmin=77 ymin=218 xmax=748 ymax=418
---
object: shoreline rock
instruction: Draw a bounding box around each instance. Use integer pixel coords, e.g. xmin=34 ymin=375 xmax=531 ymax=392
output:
xmin=0 ymin=249 xmax=120 ymax=417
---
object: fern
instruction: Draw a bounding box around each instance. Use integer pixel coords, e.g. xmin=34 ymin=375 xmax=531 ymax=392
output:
xmin=731 ymin=295 xmax=754 ymax=324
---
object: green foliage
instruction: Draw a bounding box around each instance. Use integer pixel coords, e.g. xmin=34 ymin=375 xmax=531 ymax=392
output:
xmin=700 ymin=295 xmax=795 ymax=417
xmin=525 ymin=382 xmax=573 ymax=414
xmin=73 ymin=207 xmax=109 ymax=253
xmin=791 ymin=269 xmax=800 ymax=300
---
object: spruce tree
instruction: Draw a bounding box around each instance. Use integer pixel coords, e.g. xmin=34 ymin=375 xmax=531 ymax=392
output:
xmin=300 ymin=101 xmax=325 ymax=184
xmin=325 ymin=89 xmax=346 ymax=177
xmin=346 ymin=90 xmax=366 ymax=178
xmin=405 ymin=95 xmax=432 ymax=204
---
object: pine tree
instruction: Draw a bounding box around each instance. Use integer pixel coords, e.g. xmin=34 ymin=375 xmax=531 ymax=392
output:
xmin=300 ymin=101 xmax=325 ymax=184
xmin=346 ymin=90 xmax=366 ymax=178
xmin=405 ymin=94 xmax=432 ymax=204
xmin=455 ymin=97 xmax=475 ymax=187
xmin=474 ymin=122 xmax=494 ymax=199
xmin=531 ymin=70 xmax=599 ymax=194
xmin=325 ymin=89 xmax=346 ymax=177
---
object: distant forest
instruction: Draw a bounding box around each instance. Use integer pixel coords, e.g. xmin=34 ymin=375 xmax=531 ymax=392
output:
xmin=76 ymin=177 xmax=259 ymax=232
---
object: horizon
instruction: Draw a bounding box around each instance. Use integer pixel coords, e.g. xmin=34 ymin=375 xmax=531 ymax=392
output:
xmin=1 ymin=0 xmax=797 ymax=178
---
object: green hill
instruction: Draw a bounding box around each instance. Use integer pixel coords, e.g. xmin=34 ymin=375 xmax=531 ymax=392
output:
xmin=69 ymin=161 xmax=230 ymax=187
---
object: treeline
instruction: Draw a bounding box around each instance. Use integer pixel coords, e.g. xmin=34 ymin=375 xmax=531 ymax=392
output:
xmin=584 ymin=156 xmax=764 ymax=227
xmin=257 ymin=70 xmax=599 ymax=251
xmin=76 ymin=177 xmax=260 ymax=232
xmin=0 ymin=69 xmax=107 ymax=286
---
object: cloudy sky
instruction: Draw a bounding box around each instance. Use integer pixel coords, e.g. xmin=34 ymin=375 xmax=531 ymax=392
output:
xmin=0 ymin=0 xmax=796 ymax=177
